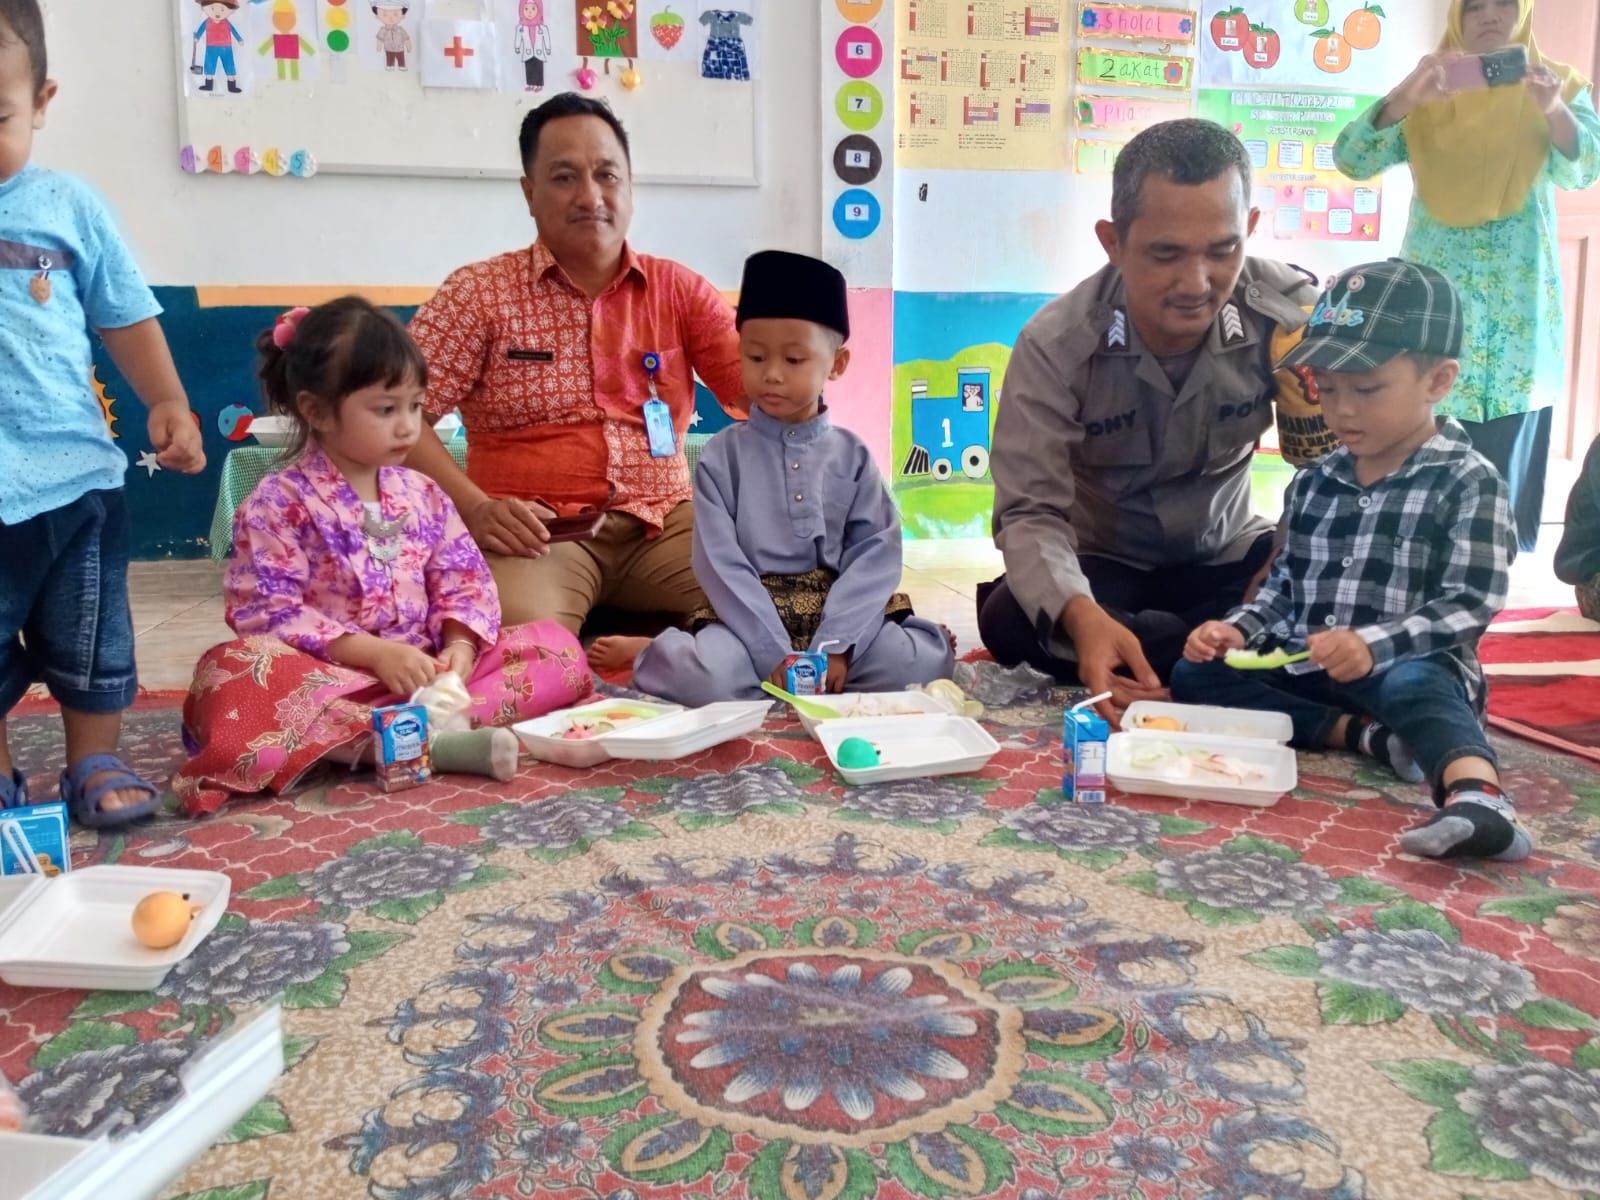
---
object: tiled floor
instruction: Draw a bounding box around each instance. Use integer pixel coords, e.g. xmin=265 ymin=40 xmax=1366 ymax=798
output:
xmin=129 ymin=533 xmax=1574 ymax=691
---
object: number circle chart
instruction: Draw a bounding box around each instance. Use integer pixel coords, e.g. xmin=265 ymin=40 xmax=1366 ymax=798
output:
xmin=833 ymin=134 xmax=882 ymax=185
xmin=835 ymin=81 xmax=884 ymax=132
xmin=835 ymin=26 xmax=883 ymax=79
xmin=836 ymin=0 xmax=883 ymax=20
xmin=832 ymin=188 xmax=882 ymax=240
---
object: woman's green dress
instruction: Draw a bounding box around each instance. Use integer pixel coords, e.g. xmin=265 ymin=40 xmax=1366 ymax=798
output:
xmin=1335 ymin=90 xmax=1600 ymax=424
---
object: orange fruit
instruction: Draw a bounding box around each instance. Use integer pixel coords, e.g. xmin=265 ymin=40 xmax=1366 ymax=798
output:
xmin=1313 ymin=30 xmax=1351 ymax=73
xmin=132 ymin=890 xmax=199 ymax=950
xmin=1343 ymin=3 xmax=1383 ymax=50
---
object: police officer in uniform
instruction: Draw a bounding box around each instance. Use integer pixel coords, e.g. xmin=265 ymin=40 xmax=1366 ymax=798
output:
xmin=979 ymin=119 xmax=1324 ymax=720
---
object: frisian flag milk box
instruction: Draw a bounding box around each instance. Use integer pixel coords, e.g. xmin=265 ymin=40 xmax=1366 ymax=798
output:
xmin=783 ymin=640 xmax=840 ymax=698
xmin=372 ymin=702 xmax=432 ymax=793
xmin=1061 ymin=694 xmax=1110 ymax=804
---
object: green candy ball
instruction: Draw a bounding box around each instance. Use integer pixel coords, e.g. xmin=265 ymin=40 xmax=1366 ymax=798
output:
xmin=837 ymin=736 xmax=880 ymax=769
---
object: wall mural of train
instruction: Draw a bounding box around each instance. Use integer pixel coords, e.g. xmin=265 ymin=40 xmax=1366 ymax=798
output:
xmin=900 ymin=365 xmax=994 ymax=482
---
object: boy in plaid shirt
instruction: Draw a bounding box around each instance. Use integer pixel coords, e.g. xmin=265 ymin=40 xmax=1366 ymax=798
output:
xmin=1173 ymin=260 xmax=1527 ymax=862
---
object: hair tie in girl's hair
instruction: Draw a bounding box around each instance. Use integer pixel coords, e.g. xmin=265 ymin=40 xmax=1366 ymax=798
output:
xmin=272 ymin=306 xmax=311 ymax=349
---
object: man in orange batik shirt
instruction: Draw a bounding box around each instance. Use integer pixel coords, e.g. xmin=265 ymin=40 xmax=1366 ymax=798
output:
xmin=407 ymin=93 xmax=745 ymax=644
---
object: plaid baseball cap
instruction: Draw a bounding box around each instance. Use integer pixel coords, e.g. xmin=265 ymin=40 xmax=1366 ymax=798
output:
xmin=1277 ymin=259 xmax=1462 ymax=372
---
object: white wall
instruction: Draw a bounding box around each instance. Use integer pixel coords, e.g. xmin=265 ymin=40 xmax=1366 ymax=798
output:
xmin=35 ymin=2 xmax=1448 ymax=295
xmin=35 ymin=1 xmax=821 ymax=290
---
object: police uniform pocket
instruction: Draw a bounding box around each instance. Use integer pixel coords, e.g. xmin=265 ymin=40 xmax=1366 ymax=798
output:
xmin=1077 ymin=411 xmax=1154 ymax=467
xmin=1205 ymin=397 xmax=1272 ymax=465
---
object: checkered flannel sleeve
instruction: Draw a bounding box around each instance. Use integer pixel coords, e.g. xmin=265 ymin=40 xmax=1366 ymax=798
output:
xmin=1354 ymin=467 xmax=1513 ymax=672
xmin=1225 ymin=475 xmax=1307 ymax=647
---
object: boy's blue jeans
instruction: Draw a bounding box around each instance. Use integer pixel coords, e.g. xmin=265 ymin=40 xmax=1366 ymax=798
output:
xmin=0 ymin=489 xmax=138 ymax=717
xmin=1170 ymin=653 xmax=1495 ymax=803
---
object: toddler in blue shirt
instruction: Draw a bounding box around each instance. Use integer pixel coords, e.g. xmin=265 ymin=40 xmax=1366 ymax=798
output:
xmin=0 ymin=0 xmax=205 ymax=827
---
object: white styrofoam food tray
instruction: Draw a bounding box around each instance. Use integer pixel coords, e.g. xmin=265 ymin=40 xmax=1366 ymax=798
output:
xmin=598 ymin=701 xmax=772 ymax=760
xmin=795 ymin=691 xmax=949 ymax=738
xmin=1122 ymin=700 xmax=1292 ymax=743
xmin=513 ymin=698 xmax=771 ymax=765
xmin=0 ymin=866 xmax=231 ymax=991
xmin=817 ymin=715 xmax=999 ymax=785
xmin=513 ymin=699 xmax=683 ymax=767
xmin=0 ymin=1004 xmax=283 ymax=1200
xmin=1108 ymin=730 xmax=1297 ymax=807
xmin=246 ymin=414 xmax=293 ymax=446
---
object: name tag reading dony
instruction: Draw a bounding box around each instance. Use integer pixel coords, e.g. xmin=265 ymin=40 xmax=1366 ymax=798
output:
xmin=507 ymin=348 xmax=555 ymax=362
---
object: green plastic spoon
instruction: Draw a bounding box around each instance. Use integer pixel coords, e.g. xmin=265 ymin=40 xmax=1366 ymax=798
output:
xmin=760 ymin=681 xmax=837 ymax=720
xmin=1224 ymin=647 xmax=1311 ymax=670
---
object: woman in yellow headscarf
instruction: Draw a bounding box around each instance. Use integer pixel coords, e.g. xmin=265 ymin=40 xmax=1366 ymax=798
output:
xmin=1335 ymin=0 xmax=1599 ymax=551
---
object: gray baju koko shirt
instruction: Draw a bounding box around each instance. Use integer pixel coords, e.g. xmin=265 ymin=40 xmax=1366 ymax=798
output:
xmin=991 ymin=256 xmax=1320 ymax=655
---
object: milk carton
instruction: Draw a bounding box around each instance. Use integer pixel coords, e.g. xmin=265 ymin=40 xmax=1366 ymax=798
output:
xmin=1061 ymin=694 xmax=1110 ymax=803
xmin=782 ymin=639 xmax=839 ymax=698
xmin=371 ymin=702 xmax=431 ymax=793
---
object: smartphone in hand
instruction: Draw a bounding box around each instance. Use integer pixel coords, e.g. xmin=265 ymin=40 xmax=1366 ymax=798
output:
xmin=543 ymin=512 xmax=607 ymax=543
xmin=1442 ymin=45 xmax=1529 ymax=91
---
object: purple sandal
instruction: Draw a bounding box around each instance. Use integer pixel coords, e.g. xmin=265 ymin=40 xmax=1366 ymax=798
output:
xmin=59 ymin=754 xmax=160 ymax=829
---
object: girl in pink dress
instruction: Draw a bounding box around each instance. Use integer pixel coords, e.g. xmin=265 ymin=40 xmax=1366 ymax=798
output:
xmin=174 ymin=297 xmax=590 ymax=815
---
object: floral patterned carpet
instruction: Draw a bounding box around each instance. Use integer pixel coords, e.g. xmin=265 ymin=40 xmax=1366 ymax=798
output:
xmin=4 ymin=684 xmax=1600 ymax=1200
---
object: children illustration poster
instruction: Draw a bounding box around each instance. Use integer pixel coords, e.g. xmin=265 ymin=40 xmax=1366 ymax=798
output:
xmin=1194 ymin=0 xmax=1432 ymax=242
xmin=638 ymin=0 xmax=692 ymax=62
xmin=576 ymin=0 xmax=640 ymax=78
xmin=1197 ymin=87 xmax=1382 ymax=240
xmin=420 ymin=16 xmax=499 ymax=88
xmin=256 ymin=0 xmax=321 ymax=84
xmin=185 ymin=0 xmax=254 ymax=95
xmin=696 ymin=1 xmax=756 ymax=82
xmin=499 ymin=0 xmax=576 ymax=93
xmin=358 ymin=0 xmax=418 ymax=74
xmin=183 ymin=0 xmax=326 ymax=93
xmin=1198 ymin=0 xmax=1390 ymax=93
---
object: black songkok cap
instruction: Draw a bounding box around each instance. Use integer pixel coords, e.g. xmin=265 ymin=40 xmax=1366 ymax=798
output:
xmin=735 ymin=250 xmax=850 ymax=342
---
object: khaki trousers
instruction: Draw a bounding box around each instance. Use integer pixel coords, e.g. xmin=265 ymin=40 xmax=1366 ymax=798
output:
xmin=486 ymin=502 xmax=705 ymax=634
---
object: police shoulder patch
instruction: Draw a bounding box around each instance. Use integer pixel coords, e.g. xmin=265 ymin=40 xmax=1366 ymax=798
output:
xmin=1105 ymin=307 xmax=1129 ymax=350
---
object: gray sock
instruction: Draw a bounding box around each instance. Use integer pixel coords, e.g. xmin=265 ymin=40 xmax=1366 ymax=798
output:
xmin=1357 ymin=721 xmax=1426 ymax=784
xmin=1399 ymin=791 xmax=1532 ymax=862
xmin=431 ymin=728 xmax=519 ymax=782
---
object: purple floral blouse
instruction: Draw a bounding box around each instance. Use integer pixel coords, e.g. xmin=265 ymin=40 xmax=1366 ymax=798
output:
xmin=226 ymin=444 xmax=501 ymax=658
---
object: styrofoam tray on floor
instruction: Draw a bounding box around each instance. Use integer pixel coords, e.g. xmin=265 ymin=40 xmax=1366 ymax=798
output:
xmin=0 ymin=1004 xmax=283 ymax=1200
xmin=794 ymin=691 xmax=950 ymax=738
xmin=1123 ymin=700 xmax=1292 ymax=743
xmin=0 ymin=866 xmax=231 ymax=991
xmin=817 ymin=715 xmax=999 ymax=785
xmin=513 ymin=699 xmax=684 ymax=767
xmin=1108 ymin=729 xmax=1297 ymax=807
xmin=598 ymin=701 xmax=772 ymax=760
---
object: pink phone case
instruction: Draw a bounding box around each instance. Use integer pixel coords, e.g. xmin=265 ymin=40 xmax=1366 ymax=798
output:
xmin=1442 ymin=55 xmax=1489 ymax=90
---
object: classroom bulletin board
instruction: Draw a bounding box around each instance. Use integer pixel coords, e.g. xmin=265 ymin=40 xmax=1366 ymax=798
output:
xmin=174 ymin=0 xmax=759 ymax=184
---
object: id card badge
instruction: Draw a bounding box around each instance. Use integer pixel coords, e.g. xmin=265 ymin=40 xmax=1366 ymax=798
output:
xmin=643 ymin=396 xmax=676 ymax=458
xmin=639 ymin=352 xmax=676 ymax=457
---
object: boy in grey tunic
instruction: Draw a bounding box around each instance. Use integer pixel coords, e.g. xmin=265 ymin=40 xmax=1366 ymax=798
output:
xmin=625 ymin=251 xmax=953 ymax=705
